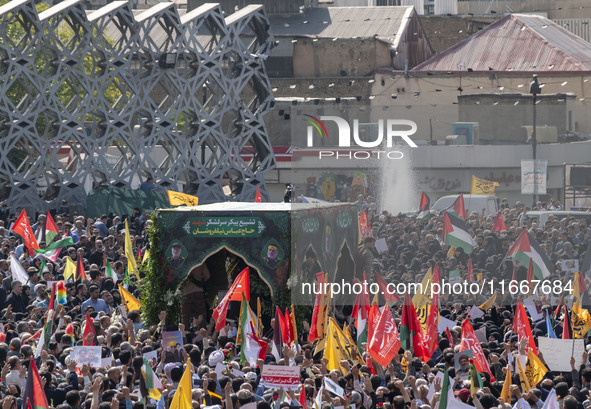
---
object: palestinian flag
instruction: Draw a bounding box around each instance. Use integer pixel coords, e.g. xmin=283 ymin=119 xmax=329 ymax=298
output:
xmin=443 ymin=211 xmax=476 ymax=255
xmin=141 ymin=358 xmax=163 ymax=400
xmin=439 ymin=368 xmax=451 ymax=409
xmin=448 ymin=194 xmax=466 ymax=219
xmin=105 ymin=258 xmax=117 ymax=283
xmin=492 ymin=211 xmax=507 ymax=232
xmin=22 ymin=357 xmax=49 ymax=409
xmin=416 ymin=192 xmax=431 ymax=220
xmin=352 ymin=278 xmax=369 ymax=351
xmin=239 ymin=294 xmax=267 ymax=366
xmin=505 ymin=230 xmax=553 ymax=279
xmin=36 ymin=212 xmax=60 ymax=245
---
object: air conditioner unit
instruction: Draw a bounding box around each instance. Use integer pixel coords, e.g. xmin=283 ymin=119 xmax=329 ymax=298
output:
xmin=452 ymin=122 xmax=479 ymax=145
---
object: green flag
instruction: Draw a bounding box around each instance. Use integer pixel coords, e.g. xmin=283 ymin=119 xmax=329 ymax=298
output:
xmin=35 ymin=237 xmax=74 ymax=254
xmin=440 ymin=368 xmax=450 ymax=409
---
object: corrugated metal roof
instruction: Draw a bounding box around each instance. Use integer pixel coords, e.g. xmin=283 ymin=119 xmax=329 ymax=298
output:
xmin=413 ymin=14 xmax=591 ymax=72
xmin=269 ymin=6 xmax=415 ymax=42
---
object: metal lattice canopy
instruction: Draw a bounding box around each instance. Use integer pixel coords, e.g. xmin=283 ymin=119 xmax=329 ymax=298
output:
xmin=0 ymin=0 xmax=276 ymax=210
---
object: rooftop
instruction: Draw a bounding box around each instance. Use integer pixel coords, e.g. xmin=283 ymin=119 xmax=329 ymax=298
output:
xmin=268 ymin=6 xmax=415 ymax=43
xmin=413 ymin=13 xmax=591 ymax=73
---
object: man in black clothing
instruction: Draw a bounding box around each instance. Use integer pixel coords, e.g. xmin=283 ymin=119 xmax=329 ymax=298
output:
xmin=41 ymin=359 xmax=79 ymax=405
xmin=68 ymin=284 xmax=87 ymax=310
xmin=88 ymin=239 xmax=105 ymax=267
xmin=5 ymin=280 xmax=25 ymax=314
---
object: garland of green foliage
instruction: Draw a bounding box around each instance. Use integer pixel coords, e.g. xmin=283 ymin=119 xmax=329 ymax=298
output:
xmin=140 ymin=212 xmax=182 ymax=327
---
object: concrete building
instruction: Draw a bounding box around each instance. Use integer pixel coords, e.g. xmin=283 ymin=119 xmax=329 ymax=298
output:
xmin=262 ymin=13 xmax=591 ymax=207
xmin=264 ymin=6 xmax=434 ymax=78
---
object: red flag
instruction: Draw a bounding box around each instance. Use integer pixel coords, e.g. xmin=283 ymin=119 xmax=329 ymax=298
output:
xmin=254 ymin=186 xmax=262 ymax=203
xmin=452 ymin=194 xmax=466 ymax=219
xmin=212 ymin=268 xmax=250 ymax=331
xmin=12 ymin=209 xmax=39 ymax=253
xmin=400 ymin=293 xmax=431 ymax=362
xmin=513 ymin=299 xmax=538 ymax=354
xmin=368 ymin=306 xmax=401 ymax=367
xmin=579 ymin=273 xmax=588 ymax=293
xmin=359 ymin=210 xmax=372 ymax=240
xmin=446 ymin=327 xmax=454 ymax=349
xmin=361 ymin=271 xmax=371 ymax=309
xmin=45 ymin=212 xmax=60 ymax=242
xmin=82 ymin=311 xmax=95 ymax=346
xmin=433 ymin=262 xmax=440 ymax=285
xmin=298 ymin=384 xmax=307 ymax=409
xmin=367 ymin=303 xmax=380 ymax=342
xmin=468 ymin=258 xmax=474 ymax=282
xmin=308 ymin=272 xmax=328 ymax=343
xmin=425 ymin=293 xmax=439 ymax=357
xmin=492 ymin=211 xmax=507 ymax=232
xmin=562 ymin=305 xmax=571 ymax=340
xmin=460 ymin=319 xmax=495 ymax=381
xmin=137 ymin=246 xmax=141 ymax=262
xmin=228 ymin=268 xmax=250 ymax=301
xmin=23 ymin=357 xmax=49 ymax=409
xmin=374 ymin=271 xmax=400 ymax=303
xmin=282 ymin=308 xmax=294 ymax=345
xmin=48 ymin=282 xmax=57 ymax=312
xmin=76 ymin=253 xmax=87 ymax=280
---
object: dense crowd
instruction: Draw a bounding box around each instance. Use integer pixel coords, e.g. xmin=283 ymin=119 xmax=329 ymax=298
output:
xmin=0 ymin=196 xmax=588 ymax=409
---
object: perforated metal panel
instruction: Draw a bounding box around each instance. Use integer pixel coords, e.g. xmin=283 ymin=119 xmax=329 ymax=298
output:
xmin=0 ymin=1 xmax=276 ymax=210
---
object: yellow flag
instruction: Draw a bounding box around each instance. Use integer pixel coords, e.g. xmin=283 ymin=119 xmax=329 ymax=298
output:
xmin=479 ymin=292 xmax=497 ymax=311
xmin=324 ymin=317 xmax=357 ymax=373
xmin=573 ymin=272 xmax=582 ymax=307
xmin=125 ymin=220 xmax=139 ymax=280
xmin=471 ymin=175 xmax=499 ymax=195
xmin=343 ymin=323 xmax=365 ymax=365
xmin=517 ymin=357 xmax=531 ymax=391
xmin=500 ymin=365 xmax=512 ymax=404
xmin=526 ymin=349 xmax=547 ymax=387
xmin=290 ymin=305 xmax=298 ymax=344
xmin=447 ymin=246 xmax=456 ymax=258
xmin=170 ymin=358 xmax=192 ymax=409
xmin=167 ymin=190 xmax=199 ymax=207
xmin=413 ymin=267 xmax=433 ymax=332
xmin=63 ymin=257 xmax=77 ymax=280
xmin=142 ymin=250 xmax=150 ymax=263
xmin=118 ymin=284 xmax=142 ymax=311
xmin=572 ymin=304 xmax=591 ymax=338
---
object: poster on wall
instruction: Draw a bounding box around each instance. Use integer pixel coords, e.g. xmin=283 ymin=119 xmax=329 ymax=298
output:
xmin=521 ymin=159 xmax=547 ymax=194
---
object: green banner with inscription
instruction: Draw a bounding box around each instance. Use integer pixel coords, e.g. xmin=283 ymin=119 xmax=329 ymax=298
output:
xmin=182 ymin=217 xmax=266 ymax=237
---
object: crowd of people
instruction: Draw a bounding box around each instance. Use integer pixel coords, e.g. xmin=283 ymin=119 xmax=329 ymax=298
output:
xmin=0 ymin=196 xmax=588 ymax=409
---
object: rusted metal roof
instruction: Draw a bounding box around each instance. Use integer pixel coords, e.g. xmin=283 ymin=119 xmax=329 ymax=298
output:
xmin=269 ymin=6 xmax=415 ymax=42
xmin=413 ymin=14 xmax=591 ymax=72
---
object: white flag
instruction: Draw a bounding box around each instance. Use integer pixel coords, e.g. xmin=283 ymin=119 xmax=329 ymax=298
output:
xmin=9 ymin=253 xmax=29 ymax=283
